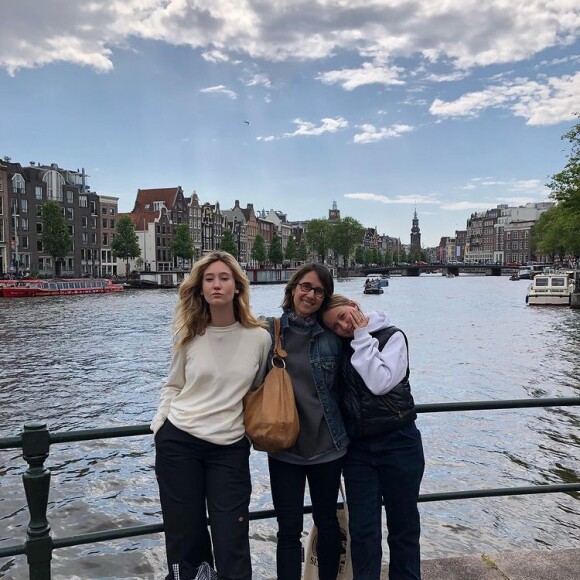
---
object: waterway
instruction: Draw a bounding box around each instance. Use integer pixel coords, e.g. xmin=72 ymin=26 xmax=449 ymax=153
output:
xmin=1 ymin=274 xmax=579 ymax=579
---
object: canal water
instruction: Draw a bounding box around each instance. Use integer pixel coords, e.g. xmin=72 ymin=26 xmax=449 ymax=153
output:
xmin=1 ymin=274 xmax=579 ymax=579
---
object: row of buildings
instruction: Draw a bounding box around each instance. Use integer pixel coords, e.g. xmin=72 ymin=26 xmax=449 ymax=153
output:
xmin=0 ymin=158 xmax=406 ymax=277
xmin=438 ymin=202 xmax=555 ymax=265
xmin=0 ymin=156 xmax=554 ymax=278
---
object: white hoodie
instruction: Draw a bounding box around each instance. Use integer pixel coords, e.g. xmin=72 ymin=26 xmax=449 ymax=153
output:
xmin=350 ymin=311 xmax=408 ymax=395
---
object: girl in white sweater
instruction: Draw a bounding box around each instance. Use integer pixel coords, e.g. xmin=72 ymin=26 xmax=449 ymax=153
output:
xmin=151 ymin=251 xmax=271 ymax=580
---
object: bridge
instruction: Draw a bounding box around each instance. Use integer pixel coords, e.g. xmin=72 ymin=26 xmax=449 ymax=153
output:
xmin=355 ymin=264 xmax=514 ymax=277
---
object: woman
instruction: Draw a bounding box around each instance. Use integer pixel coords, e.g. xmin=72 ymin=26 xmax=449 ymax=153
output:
xmin=322 ymin=295 xmax=425 ymax=580
xmin=268 ymin=263 xmax=348 ymax=580
xmin=151 ymin=251 xmax=272 ymax=580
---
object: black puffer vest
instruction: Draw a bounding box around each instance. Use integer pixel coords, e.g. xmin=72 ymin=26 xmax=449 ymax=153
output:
xmin=341 ymin=326 xmax=417 ymax=440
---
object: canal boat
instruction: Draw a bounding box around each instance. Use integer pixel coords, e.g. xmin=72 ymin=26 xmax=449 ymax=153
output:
xmin=526 ymin=270 xmax=575 ymax=306
xmin=363 ymin=280 xmax=384 ymax=294
xmin=0 ymin=278 xmax=124 ymax=298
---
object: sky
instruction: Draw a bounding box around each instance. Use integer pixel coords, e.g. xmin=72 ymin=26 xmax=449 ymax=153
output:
xmin=1 ymin=1 xmax=579 ymax=247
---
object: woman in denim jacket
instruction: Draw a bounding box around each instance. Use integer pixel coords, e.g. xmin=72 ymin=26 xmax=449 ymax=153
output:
xmin=267 ymin=263 xmax=348 ymax=580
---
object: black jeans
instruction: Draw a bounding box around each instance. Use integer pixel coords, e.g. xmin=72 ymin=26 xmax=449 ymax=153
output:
xmin=268 ymin=455 xmax=344 ymax=580
xmin=343 ymin=422 xmax=425 ymax=580
xmin=155 ymin=420 xmax=252 ymax=580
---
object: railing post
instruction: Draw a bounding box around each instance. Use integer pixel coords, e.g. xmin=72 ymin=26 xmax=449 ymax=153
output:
xmin=22 ymin=423 xmax=53 ymax=580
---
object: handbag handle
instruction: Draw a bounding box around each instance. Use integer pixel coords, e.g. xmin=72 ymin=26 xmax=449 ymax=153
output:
xmin=273 ymin=317 xmax=287 ymax=359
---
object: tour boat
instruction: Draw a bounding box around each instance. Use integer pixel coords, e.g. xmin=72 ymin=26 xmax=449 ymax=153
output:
xmin=363 ymin=280 xmax=384 ymax=294
xmin=0 ymin=278 xmax=124 ymax=298
xmin=526 ymin=270 xmax=575 ymax=306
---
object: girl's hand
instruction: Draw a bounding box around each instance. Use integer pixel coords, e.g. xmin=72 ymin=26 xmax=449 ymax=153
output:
xmin=349 ymin=309 xmax=369 ymax=331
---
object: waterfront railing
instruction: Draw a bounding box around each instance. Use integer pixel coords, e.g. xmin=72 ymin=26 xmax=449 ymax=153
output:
xmin=1 ymin=397 xmax=579 ymax=579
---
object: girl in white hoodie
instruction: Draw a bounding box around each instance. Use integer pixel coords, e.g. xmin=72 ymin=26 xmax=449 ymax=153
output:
xmin=322 ymin=295 xmax=425 ymax=580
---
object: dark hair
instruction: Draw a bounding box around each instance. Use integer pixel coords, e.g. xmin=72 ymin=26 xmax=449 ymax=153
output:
xmin=281 ymin=263 xmax=335 ymax=315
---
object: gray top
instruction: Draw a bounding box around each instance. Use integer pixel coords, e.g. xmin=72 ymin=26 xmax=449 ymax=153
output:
xmin=271 ymin=322 xmax=345 ymax=464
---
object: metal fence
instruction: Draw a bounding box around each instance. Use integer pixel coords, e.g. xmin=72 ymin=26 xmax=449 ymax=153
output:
xmin=1 ymin=397 xmax=579 ymax=579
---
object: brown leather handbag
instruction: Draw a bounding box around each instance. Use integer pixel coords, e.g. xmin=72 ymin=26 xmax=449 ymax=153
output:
xmin=243 ymin=317 xmax=300 ymax=453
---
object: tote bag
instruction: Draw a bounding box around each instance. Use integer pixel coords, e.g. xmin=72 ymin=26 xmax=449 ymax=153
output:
xmin=303 ymin=483 xmax=353 ymax=580
xmin=243 ymin=317 xmax=300 ymax=453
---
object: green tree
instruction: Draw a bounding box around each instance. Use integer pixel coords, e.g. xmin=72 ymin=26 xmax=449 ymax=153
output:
xmin=363 ymin=248 xmax=373 ymax=266
xmin=298 ymin=239 xmax=308 ymax=262
xmin=305 ymin=218 xmax=331 ymax=263
xmin=285 ymin=235 xmax=297 ymax=263
xmin=171 ymin=223 xmax=194 ymax=268
xmin=330 ymin=217 xmax=365 ymax=267
xmin=220 ymin=228 xmax=238 ymax=258
xmin=42 ymin=200 xmax=71 ymax=277
xmin=252 ymin=234 xmax=267 ymax=265
xmin=111 ymin=215 xmax=141 ymax=277
xmin=269 ymin=233 xmax=284 ymax=267
xmin=532 ymin=205 xmax=578 ymax=262
xmin=547 ymin=114 xmax=580 ymax=216
xmin=354 ymin=245 xmax=365 ymax=265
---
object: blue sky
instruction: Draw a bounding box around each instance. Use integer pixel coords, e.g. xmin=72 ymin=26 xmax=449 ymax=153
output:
xmin=1 ymin=1 xmax=579 ymax=246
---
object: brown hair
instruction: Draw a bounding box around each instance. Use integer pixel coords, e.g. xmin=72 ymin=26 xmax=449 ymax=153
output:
xmin=281 ymin=263 xmax=335 ymax=315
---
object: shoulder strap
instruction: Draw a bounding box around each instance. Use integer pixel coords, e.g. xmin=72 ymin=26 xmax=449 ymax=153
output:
xmin=273 ymin=317 xmax=287 ymax=359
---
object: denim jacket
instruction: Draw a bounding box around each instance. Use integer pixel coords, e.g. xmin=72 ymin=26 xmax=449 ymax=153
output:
xmin=268 ymin=312 xmax=349 ymax=451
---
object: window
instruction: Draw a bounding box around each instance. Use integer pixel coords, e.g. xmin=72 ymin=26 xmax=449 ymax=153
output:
xmin=21 ymin=199 xmax=28 ymax=213
xmin=102 ymin=218 xmax=108 ymax=228
xmin=82 ymin=216 xmax=88 ymax=227
xmin=0 ymin=197 xmax=3 ymax=215
xmin=109 ymin=208 xmax=115 ymax=216
xmin=110 ymin=219 xmax=115 ymax=229
xmin=79 ymin=196 xmax=88 ymax=208
xmin=37 ymin=240 xmax=43 ymax=252
xmin=68 ymin=225 xmax=74 ymax=236
xmin=91 ymin=217 xmax=97 ymax=229
xmin=102 ymin=207 xmax=107 ymax=215
xmin=90 ymin=201 xmax=97 ymax=215
xmin=38 ymin=258 xmax=44 ymax=271
xmin=35 ymin=186 xmax=43 ymax=200
xmin=21 ymin=235 xmax=29 ymax=249
xmin=44 ymin=170 xmax=64 ymax=201
xmin=102 ymin=233 xmax=108 ymax=245
xmin=36 ymin=223 xmax=43 ymax=234
xmin=36 ymin=205 xmax=43 ymax=217
xmin=0 ymin=176 xmax=3 ymax=191
xmin=67 ymin=190 xmax=73 ymax=204
xmin=21 ymin=217 xmax=29 ymax=231
xmin=91 ymin=233 xmax=97 ymax=244
xmin=66 ymin=207 xmax=74 ymax=220
xmin=12 ymin=174 xmax=25 ymax=193
xmin=82 ymin=232 xmax=88 ymax=243
xmin=0 ymin=218 xmax=3 ymax=242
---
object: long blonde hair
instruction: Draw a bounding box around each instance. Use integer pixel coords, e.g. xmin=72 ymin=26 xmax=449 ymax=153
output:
xmin=323 ymin=293 xmax=360 ymax=313
xmin=174 ymin=251 xmax=266 ymax=348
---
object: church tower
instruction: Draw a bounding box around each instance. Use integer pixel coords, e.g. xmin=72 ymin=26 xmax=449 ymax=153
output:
xmin=410 ymin=208 xmax=421 ymax=253
xmin=328 ymin=200 xmax=340 ymax=221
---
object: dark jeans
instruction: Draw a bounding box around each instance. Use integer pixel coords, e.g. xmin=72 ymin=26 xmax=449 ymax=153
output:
xmin=155 ymin=420 xmax=252 ymax=580
xmin=268 ymin=455 xmax=344 ymax=580
xmin=343 ymin=422 xmax=425 ymax=580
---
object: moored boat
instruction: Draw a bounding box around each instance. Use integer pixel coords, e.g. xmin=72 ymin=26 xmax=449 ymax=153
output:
xmin=0 ymin=278 xmax=124 ymax=298
xmin=526 ymin=270 xmax=575 ymax=306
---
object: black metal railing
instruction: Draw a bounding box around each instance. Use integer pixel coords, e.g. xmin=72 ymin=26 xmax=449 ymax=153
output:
xmin=1 ymin=397 xmax=579 ymax=579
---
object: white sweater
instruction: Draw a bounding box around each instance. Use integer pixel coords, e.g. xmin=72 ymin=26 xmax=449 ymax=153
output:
xmin=150 ymin=322 xmax=272 ymax=445
xmin=350 ymin=311 xmax=408 ymax=396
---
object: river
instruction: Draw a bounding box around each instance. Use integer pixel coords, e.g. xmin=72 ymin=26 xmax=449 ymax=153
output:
xmin=1 ymin=274 xmax=579 ymax=579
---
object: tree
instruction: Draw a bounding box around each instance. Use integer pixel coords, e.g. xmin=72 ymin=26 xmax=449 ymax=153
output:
xmin=547 ymin=114 xmax=580 ymax=216
xmin=111 ymin=215 xmax=141 ymax=277
xmin=330 ymin=217 xmax=365 ymax=267
xmin=298 ymin=240 xmax=308 ymax=262
xmin=269 ymin=233 xmax=284 ymax=267
xmin=220 ymin=228 xmax=238 ymax=259
xmin=305 ymin=218 xmax=331 ymax=263
xmin=354 ymin=245 xmax=365 ymax=265
xmin=171 ymin=223 xmax=194 ymax=268
xmin=42 ymin=200 xmax=71 ymax=277
xmin=251 ymin=234 xmax=267 ymax=265
xmin=285 ymin=235 xmax=297 ymax=263
xmin=532 ymin=205 xmax=578 ymax=262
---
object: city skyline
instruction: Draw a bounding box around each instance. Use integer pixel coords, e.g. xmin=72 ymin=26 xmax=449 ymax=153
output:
xmin=1 ymin=1 xmax=579 ymax=246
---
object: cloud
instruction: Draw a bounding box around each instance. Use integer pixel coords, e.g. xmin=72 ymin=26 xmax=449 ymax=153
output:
xmin=283 ymin=117 xmax=349 ymax=138
xmin=199 ymin=85 xmax=238 ymax=99
xmin=243 ymin=73 xmax=271 ymax=88
xmin=353 ymin=123 xmax=414 ymax=144
xmin=316 ymin=62 xmax=404 ymax=90
xmin=2 ymin=1 xmax=579 ymax=77
xmin=345 ymin=193 xmax=440 ymax=204
xmin=429 ymin=72 xmax=580 ymax=125
xmin=440 ymin=201 xmax=500 ymax=210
